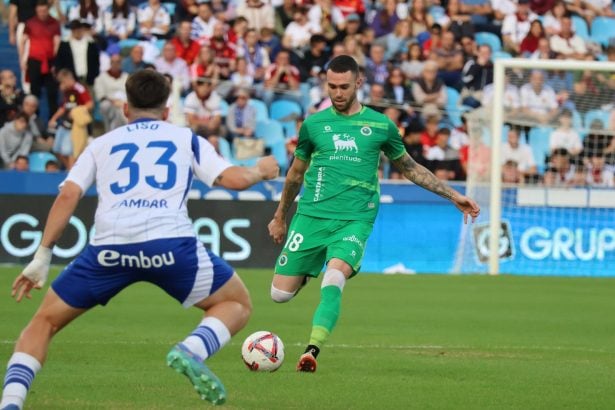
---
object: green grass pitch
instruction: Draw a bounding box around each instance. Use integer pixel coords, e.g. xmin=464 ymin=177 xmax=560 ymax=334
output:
xmin=1 ymin=266 xmax=614 ymax=409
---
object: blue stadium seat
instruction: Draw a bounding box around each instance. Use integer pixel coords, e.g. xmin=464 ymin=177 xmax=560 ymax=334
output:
xmin=528 ymin=126 xmax=554 ymax=173
xmin=218 ymin=99 xmax=229 ymax=117
xmin=118 ymin=38 xmax=140 ymax=52
xmin=162 ymin=2 xmax=176 ymax=16
xmin=29 ymin=152 xmax=58 ymax=173
xmin=255 ymin=119 xmax=289 ymax=172
xmin=474 ymin=32 xmax=502 ymax=52
xmin=571 ymin=15 xmax=590 ymax=41
xmin=299 ymin=82 xmax=312 ymax=113
xmin=445 ymin=87 xmax=469 ymax=127
xmin=269 ymin=99 xmax=302 ymax=138
xmin=248 ymin=99 xmax=269 ymax=122
xmin=584 ymin=109 xmax=610 ymax=130
xmin=217 ymin=137 xmax=234 ymax=162
xmin=590 ymin=17 xmax=615 ymax=46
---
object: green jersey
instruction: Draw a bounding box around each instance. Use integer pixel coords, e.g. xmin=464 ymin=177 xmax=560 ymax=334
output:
xmin=294 ymin=106 xmax=406 ymax=222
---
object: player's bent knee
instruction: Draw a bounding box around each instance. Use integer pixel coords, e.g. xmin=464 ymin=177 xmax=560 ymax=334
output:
xmin=270 ymin=285 xmax=295 ymax=303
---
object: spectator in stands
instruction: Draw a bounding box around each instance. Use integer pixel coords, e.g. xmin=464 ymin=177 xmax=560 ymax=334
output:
xmin=520 ymin=19 xmax=546 ymax=56
xmin=170 ymin=20 xmax=201 ymax=66
xmin=549 ymin=109 xmax=583 ymax=156
xmin=22 ymin=0 xmax=61 ymax=116
xmin=459 ymin=35 xmax=477 ymax=64
xmin=102 ymin=0 xmax=137 ymax=43
xmin=12 ymin=154 xmax=30 ymax=171
xmin=383 ymin=67 xmax=412 ymax=106
xmin=67 ymin=0 xmax=102 ymax=33
xmin=548 ymin=147 xmax=575 ymax=185
xmin=567 ymin=0 xmax=614 ymax=23
xmin=55 ymin=20 xmax=100 ymax=87
xmin=449 ymin=114 xmax=470 ymax=150
xmin=226 ymin=88 xmax=257 ymax=141
xmin=445 ymin=0 xmax=474 ymax=41
xmin=364 ymin=44 xmax=389 ymax=86
xmin=176 ymin=0 xmax=198 ymax=24
xmin=284 ymin=6 xmax=321 ymax=51
xmin=419 ymin=113 xmax=441 ymax=148
xmin=431 ymin=30 xmax=465 ymax=89
xmin=189 ymin=45 xmax=221 ymax=83
xmin=0 ymin=112 xmax=33 ymax=169
xmin=208 ymin=22 xmax=237 ymax=80
xmin=228 ymin=16 xmax=249 ymax=48
xmin=491 ymin=0 xmax=517 ymax=22
xmin=122 ymin=45 xmax=147 ymax=74
xmin=502 ymin=127 xmax=538 ymax=179
xmin=502 ymin=0 xmax=537 ymax=55
xmin=45 ymin=159 xmax=60 ymax=172
xmin=377 ymin=19 xmax=412 ymax=62
xmin=400 ymin=42 xmax=426 ymax=82
xmin=8 ymin=0 xmax=38 ymax=92
xmin=370 ymin=0 xmax=400 ymax=39
xmin=425 ymin=127 xmax=463 ymax=180
xmin=530 ymin=37 xmax=556 ymax=60
xmin=335 ymin=12 xmax=362 ymax=43
xmin=260 ymin=49 xmax=301 ymax=107
xmin=191 ymin=1 xmax=218 ymax=42
xmin=584 ymin=120 xmax=615 ymax=162
xmin=259 ymin=27 xmax=282 ymax=61
xmin=520 ymin=70 xmax=558 ymax=124
xmin=299 ymin=35 xmax=331 ymax=86
xmin=542 ymin=0 xmax=566 ymax=36
xmin=549 ymin=15 xmax=589 ymax=60
xmin=363 ymin=83 xmax=386 ymax=113
xmin=230 ymin=57 xmax=256 ymax=92
xmin=460 ymin=44 xmax=493 ymax=108
xmin=585 ymin=150 xmax=614 ymax=187
xmin=502 ymin=160 xmax=524 ymax=183
xmin=94 ymin=53 xmax=128 ymax=132
xmin=0 ymin=70 xmax=25 ymax=128
xmin=184 ymin=77 xmax=224 ymax=147
xmin=237 ymin=0 xmax=275 ymax=33
xmin=412 ymin=60 xmax=447 ymax=118
xmin=401 ymin=125 xmax=428 ymax=167
xmin=566 ymin=163 xmax=588 ymax=187
xmin=48 ymin=69 xmax=93 ymax=170
xmin=155 ymin=42 xmax=191 ymax=92
xmin=481 ymin=73 xmax=521 ymax=118
xmin=408 ymin=0 xmax=432 ymax=37
xmin=308 ymin=0 xmax=344 ymax=43
xmin=21 ymin=94 xmax=51 ymax=152
xmin=275 ymin=0 xmax=297 ymax=38
xmin=342 ymin=35 xmax=366 ymax=68
xmin=459 ymin=0 xmax=496 ymax=34
xmin=569 ymin=69 xmax=610 ymax=113
xmin=237 ymin=29 xmax=271 ymax=83
xmin=422 ymin=23 xmax=443 ymax=58
xmin=137 ymin=0 xmax=171 ymax=39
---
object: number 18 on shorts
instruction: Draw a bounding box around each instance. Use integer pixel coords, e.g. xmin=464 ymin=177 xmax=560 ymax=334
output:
xmin=274 ymin=214 xmax=373 ymax=277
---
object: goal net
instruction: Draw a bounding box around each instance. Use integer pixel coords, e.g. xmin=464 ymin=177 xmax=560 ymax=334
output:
xmin=453 ymin=59 xmax=615 ymax=276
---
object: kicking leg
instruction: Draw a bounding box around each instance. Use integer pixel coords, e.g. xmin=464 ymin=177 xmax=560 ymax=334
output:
xmin=298 ymin=259 xmax=352 ymax=373
xmin=167 ymin=273 xmax=251 ymax=405
xmin=1 ymin=289 xmax=87 ymax=409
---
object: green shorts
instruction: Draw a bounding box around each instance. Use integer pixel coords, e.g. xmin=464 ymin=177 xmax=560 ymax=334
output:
xmin=274 ymin=214 xmax=374 ymax=278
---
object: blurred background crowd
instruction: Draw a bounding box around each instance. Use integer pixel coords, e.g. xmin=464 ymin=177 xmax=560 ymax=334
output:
xmin=0 ymin=0 xmax=614 ymax=187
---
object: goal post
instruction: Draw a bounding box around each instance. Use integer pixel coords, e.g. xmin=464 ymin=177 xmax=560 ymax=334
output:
xmin=455 ymin=58 xmax=615 ymax=276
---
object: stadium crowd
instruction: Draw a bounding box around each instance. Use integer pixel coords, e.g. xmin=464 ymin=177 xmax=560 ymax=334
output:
xmin=0 ymin=0 xmax=614 ymax=187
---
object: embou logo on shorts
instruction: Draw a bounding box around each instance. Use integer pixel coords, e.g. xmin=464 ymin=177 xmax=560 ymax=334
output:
xmin=97 ymin=250 xmax=176 ymax=268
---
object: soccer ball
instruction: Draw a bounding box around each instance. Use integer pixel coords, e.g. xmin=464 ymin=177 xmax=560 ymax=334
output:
xmin=241 ymin=331 xmax=285 ymax=372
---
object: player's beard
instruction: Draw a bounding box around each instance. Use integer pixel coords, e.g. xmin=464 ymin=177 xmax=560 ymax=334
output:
xmin=332 ymin=92 xmax=356 ymax=115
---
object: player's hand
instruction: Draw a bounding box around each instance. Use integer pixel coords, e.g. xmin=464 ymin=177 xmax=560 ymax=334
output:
xmin=12 ymin=246 xmax=52 ymax=302
xmin=257 ymin=156 xmax=280 ymax=181
xmin=453 ymin=194 xmax=480 ymax=224
xmin=268 ymin=217 xmax=287 ymax=244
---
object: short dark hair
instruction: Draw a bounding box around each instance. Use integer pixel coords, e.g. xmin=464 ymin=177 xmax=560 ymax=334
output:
xmin=125 ymin=70 xmax=171 ymax=111
xmin=327 ymin=55 xmax=359 ymax=77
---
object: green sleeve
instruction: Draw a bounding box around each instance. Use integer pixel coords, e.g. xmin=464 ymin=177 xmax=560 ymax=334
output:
xmin=381 ymin=119 xmax=406 ymax=160
xmin=294 ymin=121 xmax=314 ymax=161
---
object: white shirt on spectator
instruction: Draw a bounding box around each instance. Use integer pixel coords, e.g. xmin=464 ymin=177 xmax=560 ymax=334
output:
xmin=502 ymin=13 xmax=537 ymax=45
xmin=491 ymin=0 xmax=517 ymax=16
xmin=68 ymin=6 xmax=103 ymax=33
xmin=155 ymin=57 xmax=191 ymax=91
xmin=137 ymin=4 xmax=171 ymax=36
xmin=482 ymin=83 xmax=521 ymax=109
xmin=549 ymin=128 xmax=582 ymax=153
xmin=284 ymin=21 xmax=322 ymax=49
xmin=183 ymin=91 xmax=223 ymax=120
xmin=542 ymin=14 xmax=561 ymax=34
xmin=549 ymin=34 xmax=587 ymax=56
xmin=308 ymin=5 xmax=345 ymax=28
xmin=502 ymin=141 xmax=536 ymax=172
xmin=191 ymin=16 xmax=219 ymax=42
xmin=519 ymin=84 xmax=557 ymax=115
xmin=102 ymin=8 xmax=136 ymax=38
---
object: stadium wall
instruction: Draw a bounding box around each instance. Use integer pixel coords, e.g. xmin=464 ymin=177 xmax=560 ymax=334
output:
xmin=0 ymin=172 xmax=613 ymax=276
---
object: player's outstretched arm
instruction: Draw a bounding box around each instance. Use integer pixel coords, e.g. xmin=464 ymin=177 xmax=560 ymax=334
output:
xmin=12 ymin=181 xmax=83 ymax=302
xmin=391 ymin=153 xmax=480 ymax=223
xmin=268 ymin=157 xmax=310 ymax=244
xmin=214 ymin=155 xmax=279 ymax=190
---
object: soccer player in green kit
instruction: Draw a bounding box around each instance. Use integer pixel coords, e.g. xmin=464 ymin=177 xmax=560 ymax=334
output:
xmin=267 ymin=55 xmax=480 ymax=372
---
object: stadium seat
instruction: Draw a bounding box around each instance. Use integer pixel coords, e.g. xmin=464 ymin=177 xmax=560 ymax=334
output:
xmin=474 ymin=32 xmax=502 ymax=53
xmin=583 ymin=109 xmax=610 ymax=130
xmin=218 ymin=99 xmax=229 ymax=117
xmin=217 ymin=137 xmax=234 ymax=162
xmin=269 ymin=99 xmax=302 ymax=138
xmin=118 ymin=38 xmax=140 ymax=52
xmin=29 ymin=152 xmax=58 ymax=173
xmin=162 ymin=2 xmax=176 ymax=16
xmin=590 ymin=17 xmax=615 ymax=46
xmin=528 ymin=126 xmax=554 ymax=173
xmin=571 ymin=15 xmax=590 ymax=41
xmin=255 ymin=119 xmax=289 ymax=172
xmin=299 ymin=82 xmax=312 ymax=113
xmin=445 ymin=87 xmax=469 ymax=127
xmin=248 ymin=99 xmax=269 ymax=122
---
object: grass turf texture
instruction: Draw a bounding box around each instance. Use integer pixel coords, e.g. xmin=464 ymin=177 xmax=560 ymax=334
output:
xmin=1 ymin=267 xmax=614 ymax=409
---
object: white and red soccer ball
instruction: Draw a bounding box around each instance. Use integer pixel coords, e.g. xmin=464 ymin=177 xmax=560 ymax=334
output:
xmin=241 ymin=331 xmax=285 ymax=372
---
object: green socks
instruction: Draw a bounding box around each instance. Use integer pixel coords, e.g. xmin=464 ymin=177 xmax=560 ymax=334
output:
xmin=309 ymin=285 xmax=343 ymax=347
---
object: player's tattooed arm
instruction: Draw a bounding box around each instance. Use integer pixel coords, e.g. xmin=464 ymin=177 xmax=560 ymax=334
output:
xmin=391 ymin=153 xmax=456 ymax=201
xmin=273 ymin=157 xmax=310 ymax=220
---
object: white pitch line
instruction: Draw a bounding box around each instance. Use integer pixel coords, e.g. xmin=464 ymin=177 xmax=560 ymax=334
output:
xmin=0 ymin=340 xmax=610 ymax=354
